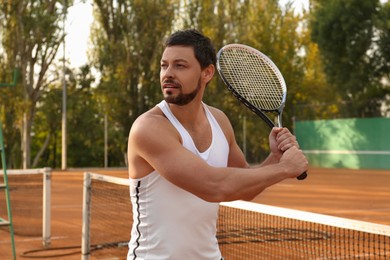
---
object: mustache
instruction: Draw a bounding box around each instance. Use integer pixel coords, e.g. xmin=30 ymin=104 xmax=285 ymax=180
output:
xmin=163 ymin=79 xmax=181 ymax=87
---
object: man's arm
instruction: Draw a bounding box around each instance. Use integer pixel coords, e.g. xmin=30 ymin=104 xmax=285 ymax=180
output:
xmin=128 ymin=111 xmax=308 ymax=203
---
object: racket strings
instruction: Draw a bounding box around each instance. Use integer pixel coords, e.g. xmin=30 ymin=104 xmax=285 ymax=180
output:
xmin=219 ymin=48 xmax=285 ymax=111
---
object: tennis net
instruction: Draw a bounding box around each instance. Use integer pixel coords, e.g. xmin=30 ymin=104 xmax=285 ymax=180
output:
xmin=0 ymin=168 xmax=51 ymax=252
xmin=82 ymin=172 xmax=390 ymax=259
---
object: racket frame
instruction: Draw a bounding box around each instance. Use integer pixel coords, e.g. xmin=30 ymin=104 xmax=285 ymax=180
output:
xmin=216 ymin=44 xmax=286 ymax=129
xmin=216 ymin=44 xmax=307 ymax=180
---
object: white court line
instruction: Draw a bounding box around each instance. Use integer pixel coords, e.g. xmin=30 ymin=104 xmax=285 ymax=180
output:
xmin=303 ymin=150 xmax=390 ymax=155
xmin=0 ymin=236 xmax=68 ymax=244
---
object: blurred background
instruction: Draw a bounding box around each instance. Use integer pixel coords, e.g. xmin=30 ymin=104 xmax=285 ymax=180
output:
xmin=1 ymin=0 xmax=389 ymax=170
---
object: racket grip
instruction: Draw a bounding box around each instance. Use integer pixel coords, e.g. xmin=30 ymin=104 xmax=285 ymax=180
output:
xmin=297 ymin=171 xmax=307 ymax=180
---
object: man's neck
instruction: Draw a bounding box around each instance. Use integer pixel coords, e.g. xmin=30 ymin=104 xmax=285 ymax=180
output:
xmin=167 ymin=99 xmax=206 ymax=130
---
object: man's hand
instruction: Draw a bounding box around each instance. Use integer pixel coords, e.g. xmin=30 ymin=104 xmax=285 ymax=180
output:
xmin=279 ymin=146 xmax=309 ymax=179
xmin=269 ymin=127 xmax=299 ymax=161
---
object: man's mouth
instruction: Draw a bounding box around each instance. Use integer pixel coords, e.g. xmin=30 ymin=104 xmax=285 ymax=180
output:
xmin=163 ymin=80 xmax=180 ymax=89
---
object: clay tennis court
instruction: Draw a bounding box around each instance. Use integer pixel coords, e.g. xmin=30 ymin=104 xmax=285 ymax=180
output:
xmin=2 ymin=167 xmax=390 ymax=259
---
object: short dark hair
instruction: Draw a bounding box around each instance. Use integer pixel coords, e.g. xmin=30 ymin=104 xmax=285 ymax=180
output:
xmin=164 ymin=29 xmax=216 ymax=69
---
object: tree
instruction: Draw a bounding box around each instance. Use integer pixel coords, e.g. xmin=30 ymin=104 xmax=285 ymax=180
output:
xmin=293 ymin=8 xmax=341 ymax=122
xmin=90 ymin=0 xmax=178 ymax=164
xmin=31 ymin=64 xmax=106 ymax=168
xmin=311 ymin=0 xmax=390 ymax=117
xmin=2 ymin=0 xmax=332 ymax=167
xmin=0 ymin=0 xmax=72 ymax=168
xmin=375 ymin=1 xmax=390 ymax=115
xmin=88 ymin=0 xmax=328 ymax=164
xmin=180 ymin=0 xmax=320 ymax=162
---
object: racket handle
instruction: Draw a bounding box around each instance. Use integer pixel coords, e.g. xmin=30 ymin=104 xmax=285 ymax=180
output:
xmin=297 ymin=171 xmax=307 ymax=180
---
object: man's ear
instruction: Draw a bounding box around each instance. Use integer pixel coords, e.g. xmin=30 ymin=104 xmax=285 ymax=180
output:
xmin=202 ymin=64 xmax=215 ymax=84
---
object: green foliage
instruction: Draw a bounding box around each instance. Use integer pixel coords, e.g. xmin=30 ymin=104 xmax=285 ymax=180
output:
xmin=188 ymin=0 xmax=315 ymax=162
xmin=376 ymin=1 xmax=390 ymax=87
xmin=0 ymin=88 xmax=23 ymax=168
xmin=91 ymin=0 xmax=178 ymax=137
xmin=2 ymin=0 xmax=389 ymax=168
xmin=0 ymin=0 xmax=73 ymax=168
xmin=311 ymin=0 xmax=390 ymax=117
xmin=32 ymin=65 xmax=108 ymax=168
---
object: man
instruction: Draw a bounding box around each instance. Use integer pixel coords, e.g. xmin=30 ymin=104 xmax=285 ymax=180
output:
xmin=127 ymin=29 xmax=308 ymax=260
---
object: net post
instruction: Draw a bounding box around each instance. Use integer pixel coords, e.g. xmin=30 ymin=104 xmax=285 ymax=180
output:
xmin=42 ymin=167 xmax=51 ymax=247
xmin=81 ymin=172 xmax=92 ymax=260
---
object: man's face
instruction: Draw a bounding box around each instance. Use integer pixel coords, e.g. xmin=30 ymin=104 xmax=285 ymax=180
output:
xmin=160 ymin=46 xmax=203 ymax=106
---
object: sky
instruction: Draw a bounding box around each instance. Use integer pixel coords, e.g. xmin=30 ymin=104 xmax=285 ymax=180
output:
xmin=65 ymin=0 xmax=94 ymax=68
xmin=66 ymin=0 xmax=390 ymax=68
xmin=64 ymin=0 xmax=309 ymax=67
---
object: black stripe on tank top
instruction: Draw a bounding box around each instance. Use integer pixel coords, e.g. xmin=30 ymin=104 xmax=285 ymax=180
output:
xmin=132 ymin=181 xmax=142 ymax=259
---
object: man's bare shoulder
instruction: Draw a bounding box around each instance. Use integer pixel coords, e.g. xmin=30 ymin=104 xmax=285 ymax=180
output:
xmin=132 ymin=106 xmax=163 ymax=126
xmin=127 ymin=105 xmax=183 ymax=179
xmin=129 ymin=106 xmax=179 ymax=143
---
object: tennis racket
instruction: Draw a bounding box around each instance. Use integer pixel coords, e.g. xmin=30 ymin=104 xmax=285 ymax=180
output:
xmin=216 ymin=43 xmax=307 ymax=180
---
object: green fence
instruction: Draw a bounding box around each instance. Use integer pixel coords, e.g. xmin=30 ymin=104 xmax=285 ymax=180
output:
xmin=295 ymin=117 xmax=390 ymax=169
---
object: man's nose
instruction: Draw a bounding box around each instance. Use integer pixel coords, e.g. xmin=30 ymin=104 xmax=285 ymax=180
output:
xmin=161 ymin=66 xmax=174 ymax=80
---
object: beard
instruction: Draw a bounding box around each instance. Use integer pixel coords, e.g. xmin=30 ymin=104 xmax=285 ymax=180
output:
xmin=163 ymin=78 xmax=201 ymax=106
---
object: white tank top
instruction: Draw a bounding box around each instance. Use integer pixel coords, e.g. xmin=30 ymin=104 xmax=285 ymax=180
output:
xmin=127 ymin=100 xmax=229 ymax=260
